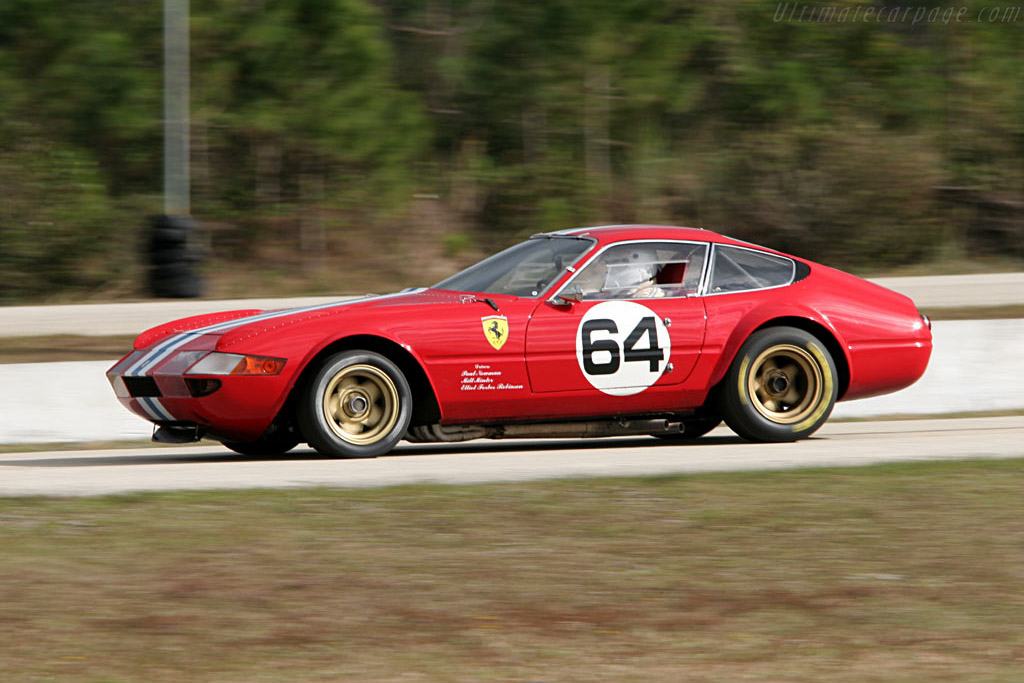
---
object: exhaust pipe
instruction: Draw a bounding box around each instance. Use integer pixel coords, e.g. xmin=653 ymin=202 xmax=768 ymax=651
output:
xmin=153 ymin=424 xmax=205 ymax=444
xmin=406 ymin=419 xmax=682 ymax=443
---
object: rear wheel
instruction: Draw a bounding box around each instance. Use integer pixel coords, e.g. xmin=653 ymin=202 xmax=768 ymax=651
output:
xmin=297 ymin=350 xmax=412 ymax=458
xmin=720 ymin=327 xmax=837 ymax=442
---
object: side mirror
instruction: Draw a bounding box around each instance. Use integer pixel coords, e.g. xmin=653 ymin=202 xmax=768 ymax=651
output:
xmin=550 ymin=284 xmax=584 ymax=307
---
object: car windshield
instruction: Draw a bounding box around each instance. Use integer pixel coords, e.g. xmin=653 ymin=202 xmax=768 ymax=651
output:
xmin=433 ymin=236 xmax=595 ymax=297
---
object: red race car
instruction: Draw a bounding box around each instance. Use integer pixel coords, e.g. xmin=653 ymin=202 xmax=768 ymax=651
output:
xmin=108 ymin=225 xmax=932 ymax=457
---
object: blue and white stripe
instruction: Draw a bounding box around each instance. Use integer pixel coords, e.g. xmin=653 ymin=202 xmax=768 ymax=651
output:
xmin=138 ymin=396 xmax=175 ymax=422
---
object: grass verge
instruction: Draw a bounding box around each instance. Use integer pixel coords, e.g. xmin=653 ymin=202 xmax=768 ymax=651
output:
xmin=922 ymin=304 xmax=1024 ymax=320
xmin=0 ymin=334 xmax=135 ymax=364
xmin=0 ymin=439 xmax=169 ymax=454
xmin=2 ymin=459 xmax=1024 ymax=681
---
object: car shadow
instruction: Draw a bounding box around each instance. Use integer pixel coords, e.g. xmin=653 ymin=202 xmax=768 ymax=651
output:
xmin=390 ymin=434 xmax=747 ymax=457
xmin=0 ymin=434 xmax=748 ymax=468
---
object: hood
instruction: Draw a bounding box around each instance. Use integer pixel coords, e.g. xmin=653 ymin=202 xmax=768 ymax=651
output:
xmin=132 ymin=288 xmax=473 ymax=351
xmin=134 ymin=309 xmax=264 ymax=350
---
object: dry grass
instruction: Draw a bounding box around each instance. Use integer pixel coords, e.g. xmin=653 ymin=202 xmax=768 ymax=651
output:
xmin=0 ymin=335 xmax=135 ymax=364
xmin=2 ymin=460 xmax=1024 ymax=681
xmin=0 ymin=439 xmax=164 ymax=454
xmin=922 ymin=304 xmax=1024 ymax=320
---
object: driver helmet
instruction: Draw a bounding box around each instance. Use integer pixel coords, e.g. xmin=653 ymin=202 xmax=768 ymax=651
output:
xmin=603 ymin=246 xmax=661 ymax=291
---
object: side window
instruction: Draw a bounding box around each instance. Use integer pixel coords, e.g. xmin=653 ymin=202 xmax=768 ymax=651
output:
xmin=708 ymin=246 xmax=794 ymax=294
xmin=572 ymin=242 xmax=708 ymax=300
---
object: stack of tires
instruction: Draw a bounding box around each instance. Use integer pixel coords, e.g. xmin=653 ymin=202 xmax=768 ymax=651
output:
xmin=147 ymin=214 xmax=203 ymax=298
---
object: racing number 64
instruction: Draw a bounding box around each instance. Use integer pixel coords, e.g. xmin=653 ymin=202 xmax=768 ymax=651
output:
xmin=581 ymin=316 xmax=664 ymax=376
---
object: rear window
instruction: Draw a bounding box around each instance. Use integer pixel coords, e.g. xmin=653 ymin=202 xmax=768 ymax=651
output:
xmin=708 ymin=246 xmax=795 ymax=294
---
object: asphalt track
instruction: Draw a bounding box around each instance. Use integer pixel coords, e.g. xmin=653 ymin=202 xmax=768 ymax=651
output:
xmin=1 ymin=416 xmax=1021 ymax=497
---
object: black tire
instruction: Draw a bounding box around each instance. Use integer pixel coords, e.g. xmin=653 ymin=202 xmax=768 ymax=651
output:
xmin=150 ymin=246 xmax=201 ymax=266
xmin=221 ymin=427 xmax=301 ymax=456
xmin=655 ymin=416 xmax=722 ymax=441
xmin=297 ymin=350 xmax=412 ymax=458
xmin=719 ymin=326 xmax=838 ymax=442
xmin=150 ymin=227 xmax=189 ymax=248
xmin=150 ymin=272 xmax=203 ymax=298
xmin=151 ymin=261 xmax=192 ymax=280
xmin=148 ymin=214 xmax=195 ymax=247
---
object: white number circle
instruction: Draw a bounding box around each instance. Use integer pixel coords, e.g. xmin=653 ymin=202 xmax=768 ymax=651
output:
xmin=576 ymin=301 xmax=671 ymax=396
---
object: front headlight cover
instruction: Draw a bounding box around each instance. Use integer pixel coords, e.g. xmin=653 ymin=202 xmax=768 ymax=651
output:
xmin=185 ymin=352 xmax=286 ymax=376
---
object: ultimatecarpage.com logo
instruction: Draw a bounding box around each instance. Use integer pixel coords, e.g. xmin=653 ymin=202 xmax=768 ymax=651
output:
xmin=773 ymin=3 xmax=1021 ymax=24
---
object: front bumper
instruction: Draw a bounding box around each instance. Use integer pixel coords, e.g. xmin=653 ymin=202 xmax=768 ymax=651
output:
xmin=107 ymin=350 xmax=293 ymax=442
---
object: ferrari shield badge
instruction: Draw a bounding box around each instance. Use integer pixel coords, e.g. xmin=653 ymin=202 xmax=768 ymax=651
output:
xmin=481 ymin=315 xmax=509 ymax=350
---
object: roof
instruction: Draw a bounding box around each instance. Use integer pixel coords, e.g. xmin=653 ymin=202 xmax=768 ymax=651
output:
xmin=552 ymin=224 xmax=714 ymax=243
xmin=544 ymin=225 xmax=796 ymax=258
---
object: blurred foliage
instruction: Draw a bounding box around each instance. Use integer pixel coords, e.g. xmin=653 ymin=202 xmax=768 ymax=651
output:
xmin=1 ymin=0 xmax=1023 ymax=301
xmin=0 ymin=126 xmax=135 ymax=302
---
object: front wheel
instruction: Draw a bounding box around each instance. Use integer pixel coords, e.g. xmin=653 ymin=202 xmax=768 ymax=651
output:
xmin=720 ymin=327 xmax=838 ymax=442
xmin=297 ymin=350 xmax=412 ymax=458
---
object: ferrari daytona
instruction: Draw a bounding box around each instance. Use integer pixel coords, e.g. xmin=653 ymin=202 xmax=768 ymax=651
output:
xmin=107 ymin=225 xmax=932 ymax=457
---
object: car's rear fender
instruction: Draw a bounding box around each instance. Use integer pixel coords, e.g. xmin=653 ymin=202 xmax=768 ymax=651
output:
xmin=703 ymin=305 xmax=852 ymax=402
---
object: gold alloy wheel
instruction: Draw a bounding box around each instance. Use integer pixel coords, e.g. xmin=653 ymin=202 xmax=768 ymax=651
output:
xmin=321 ymin=364 xmax=401 ymax=445
xmin=746 ymin=344 xmax=824 ymax=425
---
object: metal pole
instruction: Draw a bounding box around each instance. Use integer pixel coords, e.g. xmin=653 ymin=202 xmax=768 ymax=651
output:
xmin=164 ymin=0 xmax=189 ymax=215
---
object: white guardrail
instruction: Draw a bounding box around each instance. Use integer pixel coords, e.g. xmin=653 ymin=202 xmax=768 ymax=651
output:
xmin=1 ymin=273 xmax=1023 ymax=444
